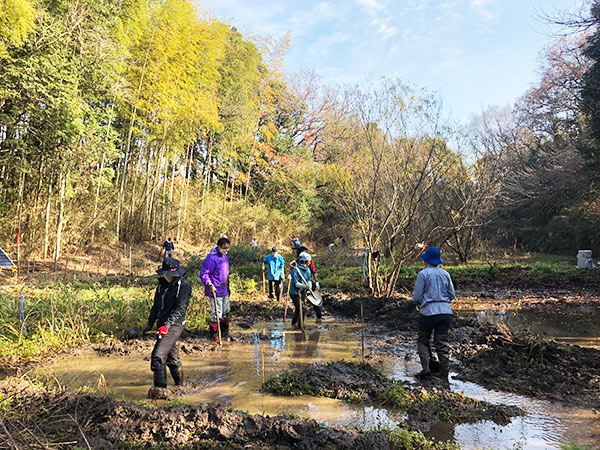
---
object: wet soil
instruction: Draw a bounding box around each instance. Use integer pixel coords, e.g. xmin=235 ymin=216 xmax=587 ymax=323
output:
xmin=0 ymin=378 xmax=391 ymax=450
xmin=321 ymin=292 xmax=600 ymax=409
xmin=263 ymin=361 xmax=523 ymax=432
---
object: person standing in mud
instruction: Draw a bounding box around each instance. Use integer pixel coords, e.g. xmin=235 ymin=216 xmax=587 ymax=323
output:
xmin=408 ymin=246 xmax=455 ymax=386
xmin=145 ymin=257 xmax=191 ymax=395
xmin=290 ymin=252 xmax=322 ymax=326
xmin=262 ymin=247 xmax=285 ymax=301
xmin=201 ymin=237 xmax=231 ymax=340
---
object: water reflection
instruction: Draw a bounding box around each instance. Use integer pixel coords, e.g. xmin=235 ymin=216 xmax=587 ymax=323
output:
xmin=31 ymin=320 xmax=599 ymax=449
xmin=458 ymin=305 xmax=600 ymax=348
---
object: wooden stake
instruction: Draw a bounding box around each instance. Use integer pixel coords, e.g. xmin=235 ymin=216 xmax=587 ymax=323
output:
xmin=361 ymin=301 xmax=365 ymax=364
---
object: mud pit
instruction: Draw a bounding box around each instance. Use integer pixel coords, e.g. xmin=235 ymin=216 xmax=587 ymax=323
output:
xmin=322 ymin=292 xmax=600 ymax=409
xmin=6 ymin=286 xmax=600 ymax=449
xmin=263 ymin=361 xmax=523 ymax=431
xmin=0 ymin=378 xmax=391 ymax=450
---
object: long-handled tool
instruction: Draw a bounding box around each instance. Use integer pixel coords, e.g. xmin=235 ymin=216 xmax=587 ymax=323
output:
xmin=284 ymin=276 xmax=291 ymax=322
xmin=212 ymin=293 xmax=222 ymax=345
xmin=294 ymin=267 xmax=322 ymax=307
xmin=293 ymin=267 xmax=319 ymax=331
xmin=262 ymin=269 xmax=266 ymax=294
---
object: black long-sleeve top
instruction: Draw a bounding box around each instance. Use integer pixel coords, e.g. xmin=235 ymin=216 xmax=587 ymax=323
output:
xmin=147 ymin=277 xmax=191 ymax=329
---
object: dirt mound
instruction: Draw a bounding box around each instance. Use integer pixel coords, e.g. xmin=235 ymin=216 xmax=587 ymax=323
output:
xmin=264 ymin=361 xmax=523 ymax=432
xmin=453 ymin=323 xmax=600 ymax=407
xmin=0 ymin=378 xmax=390 ymax=449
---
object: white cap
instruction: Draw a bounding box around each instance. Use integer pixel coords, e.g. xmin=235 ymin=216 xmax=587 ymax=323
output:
xmin=298 ymin=252 xmax=311 ymax=262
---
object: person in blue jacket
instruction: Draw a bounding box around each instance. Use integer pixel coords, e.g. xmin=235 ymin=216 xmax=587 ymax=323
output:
xmin=408 ymin=246 xmax=455 ymax=387
xmin=262 ymin=247 xmax=285 ymax=301
xmin=290 ymin=252 xmax=314 ymax=328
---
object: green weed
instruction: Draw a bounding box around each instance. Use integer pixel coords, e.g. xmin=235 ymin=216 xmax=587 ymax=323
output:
xmin=377 ymin=381 xmax=414 ymax=409
xmin=263 ymin=372 xmax=314 ymax=396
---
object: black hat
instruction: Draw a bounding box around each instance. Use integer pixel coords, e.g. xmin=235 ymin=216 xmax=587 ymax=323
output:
xmin=156 ymin=257 xmax=186 ymax=277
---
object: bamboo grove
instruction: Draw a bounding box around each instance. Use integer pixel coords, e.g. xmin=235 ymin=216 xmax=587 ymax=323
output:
xmin=2 ymin=0 xmax=600 ymax=294
xmin=0 ymin=0 xmax=307 ymax=262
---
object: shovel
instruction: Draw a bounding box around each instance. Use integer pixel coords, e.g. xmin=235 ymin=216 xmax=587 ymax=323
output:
xmin=294 ymin=267 xmax=322 ymax=307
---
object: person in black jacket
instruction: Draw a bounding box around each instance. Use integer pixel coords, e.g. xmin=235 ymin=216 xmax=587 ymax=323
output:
xmin=162 ymin=237 xmax=175 ymax=258
xmin=144 ymin=258 xmax=191 ymax=394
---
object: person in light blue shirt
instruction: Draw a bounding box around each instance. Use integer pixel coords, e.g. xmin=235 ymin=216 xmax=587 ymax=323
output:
xmin=408 ymin=246 xmax=455 ymax=386
xmin=262 ymin=247 xmax=285 ymax=301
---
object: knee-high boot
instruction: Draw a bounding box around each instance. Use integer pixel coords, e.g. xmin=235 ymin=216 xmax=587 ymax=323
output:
xmin=153 ymin=366 xmax=168 ymax=388
xmin=434 ymin=334 xmax=450 ymax=387
xmin=169 ymin=365 xmax=184 ymax=386
xmin=416 ymin=330 xmax=432 ymax=378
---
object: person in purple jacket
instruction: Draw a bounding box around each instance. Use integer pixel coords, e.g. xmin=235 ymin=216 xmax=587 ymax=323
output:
xmin=201 ymin=237 xmax=231 ymax=340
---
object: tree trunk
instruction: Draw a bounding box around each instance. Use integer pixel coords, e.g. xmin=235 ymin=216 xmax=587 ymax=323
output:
xmin=43 ymin=173 xmax=53 ymax=260
xmin=91 ymin=152 xmax=105 ymax=245
xmin=54 ymin=171 xmax=68 ymax=263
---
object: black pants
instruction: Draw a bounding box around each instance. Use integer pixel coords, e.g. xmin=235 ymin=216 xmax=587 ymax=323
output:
xmin=291 ymin=291 xmax=322 ymax=327
xmin=268 ymin=279 xmax=282 ymax=300
xmin=150 ymin=324 xmax=183 ymax=387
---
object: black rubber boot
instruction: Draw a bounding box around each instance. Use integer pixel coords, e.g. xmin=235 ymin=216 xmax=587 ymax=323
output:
xmin=169 ymin=365 xmax=184 ymax=386
xmin=153 ymin=367 xmax=168 ymax=388
xmin=434 ymin=334 xmax=450 ymax=388
xmin=416 ymin=330 xmax=432 ymax=379
xmin=219 ymin=319 xmax=229 ymax=338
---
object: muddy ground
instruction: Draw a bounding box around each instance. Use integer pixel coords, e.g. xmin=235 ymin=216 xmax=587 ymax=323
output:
xmin=321 ymin=291 xmax=600 ymax=409
xmin=263 ymin=361 xmax=522 ymax=432
xmin=0 ymin=378 xmax=394 ymax=450
xmin=2 ymin=283 xmax=599 ymax=448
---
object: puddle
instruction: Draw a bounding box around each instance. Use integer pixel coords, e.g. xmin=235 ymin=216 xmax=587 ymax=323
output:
xmin=32 ymin=320 xmax=599 ymax=449
xmin=457 ymin=304 xmax=600 ymax=349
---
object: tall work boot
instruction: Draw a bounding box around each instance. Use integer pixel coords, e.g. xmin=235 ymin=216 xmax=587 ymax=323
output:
xmin=148 ymin=367 xmax=170 ymax=399
xmin=169 ymin=365 xmax=184 ymax=386
xmin=434 ymin=333 xmax=451 ymax=388
xmin=219 ymin=319 xmax=229 ymax=338
xmin=153 ymin=367 xmax=168 ymax=388
xmin=416 ymin=331 xmax=432 ymax=379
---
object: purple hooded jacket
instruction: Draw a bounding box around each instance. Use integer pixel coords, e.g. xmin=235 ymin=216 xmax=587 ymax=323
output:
xmin=200 ymin=249 xmax=230 ymax=297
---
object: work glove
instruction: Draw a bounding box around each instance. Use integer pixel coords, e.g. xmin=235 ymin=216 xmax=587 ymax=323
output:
xmin=143 ymin=325 xmax=152 ymax=334
xmin=158 ymin=325 xmax=169 ymax=337
xmin=315 ymin=282 xmax=320 ymax=290
xmin=407 ymin=300 xmax=417 ymax=310
xmin=287 ymin=274 xmax=292 ymax=280
xmin=296 ymin=282 xmax=309 ymax=290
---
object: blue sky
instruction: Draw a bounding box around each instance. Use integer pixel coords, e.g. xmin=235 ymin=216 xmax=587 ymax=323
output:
xmin=201 ymin=0 xmax=587 ymax=123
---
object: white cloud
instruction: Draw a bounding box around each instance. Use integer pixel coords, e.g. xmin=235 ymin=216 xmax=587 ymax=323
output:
xmin=354 ymin=0 xmax=386 ymax=11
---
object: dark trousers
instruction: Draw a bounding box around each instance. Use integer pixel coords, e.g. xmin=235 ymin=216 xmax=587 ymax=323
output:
xmin=291 ymin=291 xmax=322 ymax=327
xmin=150 ymin=324 xmax=183 ymax=387
xmin=268 ymin=279 xmax=282 ymax=300
xmin=417 ymin=314 xmax=452 ymax=374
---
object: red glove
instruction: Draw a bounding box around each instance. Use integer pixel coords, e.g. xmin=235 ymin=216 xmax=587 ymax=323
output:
xmin=158 ymin=325 xmax=169 ymax=337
